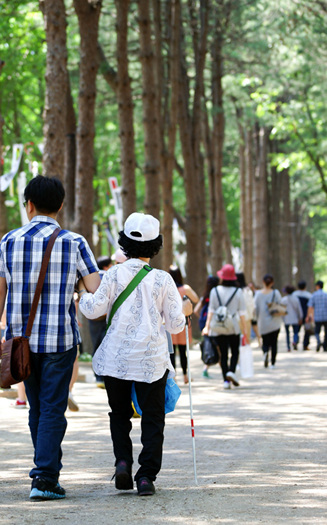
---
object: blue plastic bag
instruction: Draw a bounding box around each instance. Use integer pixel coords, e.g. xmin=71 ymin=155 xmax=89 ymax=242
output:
xmin=131 ymin=377 xmax=181 ymax=416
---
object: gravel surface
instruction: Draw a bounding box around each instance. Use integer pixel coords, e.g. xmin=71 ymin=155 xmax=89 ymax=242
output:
xmin=1 ymin=334 xmax=327 ymax=524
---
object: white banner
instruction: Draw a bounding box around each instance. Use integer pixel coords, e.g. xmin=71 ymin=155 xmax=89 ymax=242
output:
xmin=0 ymin=144 xmax=24 ymax=192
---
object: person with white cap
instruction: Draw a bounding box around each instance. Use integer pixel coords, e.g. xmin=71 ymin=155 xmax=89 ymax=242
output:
xmin=78 ymin=212 xmax=192 ymax=496
xmin=202 ymin=264 xmax=247 ymax=390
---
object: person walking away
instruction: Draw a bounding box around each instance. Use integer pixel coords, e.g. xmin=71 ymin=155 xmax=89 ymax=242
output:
xmin=281 ymin=285 xmax=303 ymax=351
xmin=236 ymin=272 xmax=257 ymax=343
xmin=294 ymin=280 xmax=312 ymax=350
xmin=0 ymin=175 xmax=100 ymax=501
xmin=88 ymin=255 xmax=113 ymax=388
xmin=202 ymin=264 xmax=248 ymax=390
xmin=306 ymin=280 xmax=327 ymax=352
xmin=194 ymin=275 xmax=219 ymax=378
xmin=78 ymin=213 xmax=193 ymax=496
xmin=168 ymin=265 xmax=199 ymax=384
xmin=254 ymin=274 xmax=282 ymax=368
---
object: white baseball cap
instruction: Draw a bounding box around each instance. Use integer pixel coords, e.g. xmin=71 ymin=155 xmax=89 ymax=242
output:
xmin=124 ymin=212 xmax=160 ymax=242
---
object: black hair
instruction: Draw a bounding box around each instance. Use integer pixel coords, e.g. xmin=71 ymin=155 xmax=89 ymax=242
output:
xmin=96 ymin=255 xmax=112 ymax=270
xmin=316 ymin=280 xmax=324 ymax=289
xmin=24 ymin=175 xmax=65 ymax=214
xmin=298 ymin=280 xmax=306 ymax=290
xmin=236 ymin=272 xmax=246 ymax=289
xmin=284 ymin=285 xmax=295 ymax=295
xmin=169 ymin=265 xmax=184 ymax=286
xmin=263 ymin=274 xmax=274 ymax=286
xmin=221 ymin=279 xmax=237 ymax=287
xmin=201 ymin=276 xmax=219 ymax=308
xmin=118 ymin=230 xmax=163 ymax=259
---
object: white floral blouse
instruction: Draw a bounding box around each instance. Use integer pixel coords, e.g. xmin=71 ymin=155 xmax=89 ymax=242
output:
xmin=79 ymin=258 xmax=185 ymax=383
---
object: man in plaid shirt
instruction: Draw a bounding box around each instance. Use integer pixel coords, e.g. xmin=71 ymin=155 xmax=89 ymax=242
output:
xmin=0 ymin=175 xmax=100 ymax=501
xmin=307 ymin=280 xmax=327 ymax=352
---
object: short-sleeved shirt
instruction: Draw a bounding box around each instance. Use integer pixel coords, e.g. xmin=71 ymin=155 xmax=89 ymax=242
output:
xmin=0 ymin=216 xmax=98 ymax=353
xmin=79 ymin=258 xmax=185 ymax=383
xmin=308 ymin=289 xmax=327 ymax=322
xmin=254 ymin=289 xmax=282 ymax=335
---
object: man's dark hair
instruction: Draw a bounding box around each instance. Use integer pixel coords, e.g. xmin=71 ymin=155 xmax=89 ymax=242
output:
xmin=298 ymin=280 xmax=306 ymax=290
xmin=96 ymin=255 xmax=112 ymax=270
xmin=24 ymin=175 xmax=65 ymax=214
xmin=316 ymin=280 xmax=324 ymax=289
xmin=285 ymin=285 xmax=295 ymax=295
xmin=118 ymin=230 xmax=163 ymax=259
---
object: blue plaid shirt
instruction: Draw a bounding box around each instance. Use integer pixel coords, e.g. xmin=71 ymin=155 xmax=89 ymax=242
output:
xmin=0 ymin=216 xmax=98 ymax=353
xmin=308 ymin=289 xmax=327 ymax=322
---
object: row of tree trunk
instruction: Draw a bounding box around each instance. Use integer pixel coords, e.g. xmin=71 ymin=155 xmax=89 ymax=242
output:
xmin=238 ymin=120 xmax=314 ymax=291
xmin=1 ymin=0 xmax=315 ymax=297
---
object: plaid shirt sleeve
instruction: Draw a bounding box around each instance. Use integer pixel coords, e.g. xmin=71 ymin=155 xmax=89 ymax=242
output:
xmin=0 ymin=239 xmax=6 ymax=278
xmin=76 ymin=236 xmax=98 ymax=276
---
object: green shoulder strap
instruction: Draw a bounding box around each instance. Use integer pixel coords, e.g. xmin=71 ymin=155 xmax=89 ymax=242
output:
xmin=106 ymin=264 xmax=152 ymax=330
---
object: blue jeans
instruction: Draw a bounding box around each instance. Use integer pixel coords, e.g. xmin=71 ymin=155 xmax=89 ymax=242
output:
xmin=285 ymin=324 xmax=300 ymax=350
xmin=24 ymin=346 xmax=77 ymax=483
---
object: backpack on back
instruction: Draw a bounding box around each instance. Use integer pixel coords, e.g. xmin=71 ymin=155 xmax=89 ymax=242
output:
xmin=210 ymin=287 xmax=239 ymax=335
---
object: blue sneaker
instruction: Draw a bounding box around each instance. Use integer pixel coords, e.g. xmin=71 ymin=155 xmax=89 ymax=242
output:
xmin=29 ymin=477 xmax=66 ymax=501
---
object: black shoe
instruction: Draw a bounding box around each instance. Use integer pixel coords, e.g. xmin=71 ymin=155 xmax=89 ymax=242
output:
xmin=292 ymin=342 xmax=298 ymax=350
xmin=115 ymin=460 xmax=133 ymax=490
xmin=316 ymin=345 xmax=321 ymax=352
xmin=30 ymin=477 xmax=66 ymax=501
xmin=137 ymin=477 xmax=155 ymax=496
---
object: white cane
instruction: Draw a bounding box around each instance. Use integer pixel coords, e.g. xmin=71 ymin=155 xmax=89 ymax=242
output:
xmin=185 ymin=314 xmax=198 ymax=485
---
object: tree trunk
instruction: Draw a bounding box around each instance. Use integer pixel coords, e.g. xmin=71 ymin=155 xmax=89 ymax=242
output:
xmin=73 ymin=0 xmax=102 ymax=248
xmin=115 ymin=0 xmax=137 ymax=220
xmin=253 ymin=125 xmax=269 ymax=286
xmin=160 ymin=0 xmax=180 ymax=271
xmin=138 ymin=0 xmax=161 ymax=220
xmin=177 ymin=0 xmax=208 ymax=294
xmin=40 ymin=0 xmax=68 ymax=179
xmin=63 ymin=72 xmax=76 ymax=229
xmin=278 ymin=169 xmax=293 ymax=289
xmin=244 ymin=127 xmax=254 ymax=282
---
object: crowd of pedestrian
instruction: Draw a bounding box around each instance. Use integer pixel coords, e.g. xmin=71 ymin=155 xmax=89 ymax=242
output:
xmin=1 ymin=174 xmax=326 ymax=502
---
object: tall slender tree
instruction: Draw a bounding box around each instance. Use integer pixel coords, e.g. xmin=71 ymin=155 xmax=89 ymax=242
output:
xmin=40 ymin=0 xmax=68 ymax=179
xmin=73 ymin=0 xmax=102 ymax=247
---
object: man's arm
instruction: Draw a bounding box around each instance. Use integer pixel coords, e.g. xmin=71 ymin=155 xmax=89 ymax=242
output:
xmin=0 ymin=276 xmax=7 ymax=319
xmin=82 ymin=272 xmax=101 ymax=294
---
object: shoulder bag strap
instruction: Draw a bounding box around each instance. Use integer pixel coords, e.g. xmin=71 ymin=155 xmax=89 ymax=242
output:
xmin=25 ymin=228 xmax=61 ymax=338
xmin=215 ymin=287 xmax=222 ymax=306
xmin=107 ymin=264 xmax=152 ymax=330
xmin=225 ymin=287 xmax=239 ymax=308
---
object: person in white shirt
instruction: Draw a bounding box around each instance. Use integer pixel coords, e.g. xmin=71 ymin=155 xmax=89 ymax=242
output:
xmin=78 ymin=212 xmax=192 ymax=496
xmin=202 ymin=264 xmax=247 ymax=390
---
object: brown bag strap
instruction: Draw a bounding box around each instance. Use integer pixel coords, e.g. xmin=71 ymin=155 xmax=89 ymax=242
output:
xmin=25 ymin=228 xmax=61 ymax=338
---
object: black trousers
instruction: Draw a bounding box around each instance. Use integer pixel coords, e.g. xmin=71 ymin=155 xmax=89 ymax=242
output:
xmin=212 ymin=334 xmax=240 ymax=381
xmin=104 ymin=370 xmax=168 ymax=482
xmin=262 ymin=329 xmax=280 ymax=365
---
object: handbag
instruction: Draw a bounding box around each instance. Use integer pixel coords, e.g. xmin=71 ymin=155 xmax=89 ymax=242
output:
xmin=239 ymin=343 xmax=254 ymax=378
xmin=267 ymin=290 xmax=287 ymax=317
xmin=200 ymin=335 xmax=219 ymax=365
xmin=0 ymin=228 xmax=60 ymax=389
xmin=131 ymin=377 xmax=182 ymax=416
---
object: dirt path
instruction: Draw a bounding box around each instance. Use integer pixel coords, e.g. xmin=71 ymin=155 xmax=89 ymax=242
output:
xmin=1 ymin=334 xmax=327 ymax=525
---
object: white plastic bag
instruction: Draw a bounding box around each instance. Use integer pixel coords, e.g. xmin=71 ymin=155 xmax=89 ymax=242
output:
xmin=239 ymin=344 xmax=254 ymax=378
